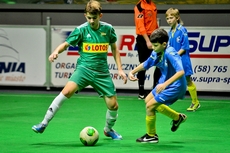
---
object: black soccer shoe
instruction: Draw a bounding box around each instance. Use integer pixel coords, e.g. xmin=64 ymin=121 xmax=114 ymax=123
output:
xmin=136 ymin=133 xmax=159 ymax=143
xmin=171 ymin=113 xmax=187 ymax=132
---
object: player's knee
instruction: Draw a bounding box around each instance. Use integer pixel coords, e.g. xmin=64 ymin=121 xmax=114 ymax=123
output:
xmin=108 ymin=102 xmax=118 ymax=110
xmin=61 ymin=90 xmax=72 ymax=98
xmin=105 ymin=96 xmax=118 ymax=110
xmin=146 ymin=104 xmax=156 ymax=112
xmin=146 ymin=100 xmax=159 ymax=111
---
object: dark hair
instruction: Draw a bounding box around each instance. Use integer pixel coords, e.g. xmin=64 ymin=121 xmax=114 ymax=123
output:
xmin=150 ymin=28 xmax=169 ymax=44
xmin=84 ymin=0 xmax=102 ymax=15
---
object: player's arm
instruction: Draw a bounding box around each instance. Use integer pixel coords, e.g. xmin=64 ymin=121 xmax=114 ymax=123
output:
xmin=163 ymin=70 xmax=184 ymax=87
xmin=128 ymin=63 xmax=145 ymax=81
xmin=156 ymin=51 xmax=185 ymax=93
xmin=110 ymin=43 xmax=127 ymax=84
xmin=178 ymin=49 xmax=185 ymax=55
xmin=49 ymin=42 xmax=70 ymax=62
xmin=129 ymin=53 xmax=156 ymax=81
xmin=178 ymin=29 xmax=190 ymax=56
xmin=143 ymin=34 xmax=152 ymax=50
xmin=156 ymin=69 xmax=184 ymax=94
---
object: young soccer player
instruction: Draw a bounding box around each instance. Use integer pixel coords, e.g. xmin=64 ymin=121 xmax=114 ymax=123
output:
xmin=166 ymin=8 xmax=200 ymax=111
xmin=128 ymin=28 xmax=187 ymax=143
xmin=32 ymin=0 xmax=127 ymax=140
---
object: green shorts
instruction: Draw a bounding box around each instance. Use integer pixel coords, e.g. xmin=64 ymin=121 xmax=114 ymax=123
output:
xmin=69 ymin=65 xmax=116 ymax=97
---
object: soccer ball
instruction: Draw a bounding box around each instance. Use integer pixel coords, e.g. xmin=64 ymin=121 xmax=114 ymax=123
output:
xmin=79 ymin=126 xmax=99 ymax=146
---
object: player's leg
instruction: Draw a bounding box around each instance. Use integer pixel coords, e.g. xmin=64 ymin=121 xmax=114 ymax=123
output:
xmin=92 ymin=71 xmax=122 ymax=140
xmin=136 ymin=92 xmax=159 ymax=143
xmin=32 ymin=81 xmax=78 ymax=133
xmin=153 ymin=87 xmax=187 ymax=132
xmin=137 ymin=70 xmax=147 ymax=99
xmin=186 ymin=76 xmax=200 ymax=111
xmin=156 ymin=104 xmax=187 ymax=132
xmin=32 ymin=66 xmax=88 ymax=134
xmin=103 ymin=96 xmax=122 ymax=140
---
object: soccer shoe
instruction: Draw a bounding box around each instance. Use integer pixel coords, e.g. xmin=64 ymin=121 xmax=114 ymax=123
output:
xmin=104 ymin=129 xmax=122 ymax=140
xmin=136 ymin=133 xmax=159 ymax=143
xmin=138 ymin=95 xmax=145 ymax=100
xmin=187 ymin=103 xmax=201 ymax=112
xmin=171 ymin=114 xmax=187 ymax=132
xmin=32 ymin=123 xmax=47 ymax=133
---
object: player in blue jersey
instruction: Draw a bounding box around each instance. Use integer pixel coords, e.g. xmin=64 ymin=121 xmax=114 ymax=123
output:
xmin=166 ymin=8 xmax=200 ymax=111
xmin=128 ymin=28 xmax=187 ymax=143
xmin=32 ymin=0 xmax=127 ymax=140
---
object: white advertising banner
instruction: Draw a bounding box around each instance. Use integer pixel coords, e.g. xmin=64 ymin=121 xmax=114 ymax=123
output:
xmin=0 ymin=28 xmax=46 ymax=86
xmin=50 ymin=26 xmax=230 ymax=91
xmin=182 ymin=27 xmax=230 ymax=91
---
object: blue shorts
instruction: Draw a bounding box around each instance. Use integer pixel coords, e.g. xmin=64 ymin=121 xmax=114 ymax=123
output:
xmin=152 ymin=85 xmax=186 ymax=106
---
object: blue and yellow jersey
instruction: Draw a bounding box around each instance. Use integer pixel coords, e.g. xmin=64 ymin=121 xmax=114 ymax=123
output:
xmin=66 ymin=21 xmax=117 ymax=72
xmin=168 ymin=24 xmax=193 ymax=76
xmin=143 ymin=46 xmax=186 ymax=98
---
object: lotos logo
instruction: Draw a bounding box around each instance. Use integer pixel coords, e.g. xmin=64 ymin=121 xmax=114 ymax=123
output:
xmin=84 ymin=44 xmax=91 ymax=51
xmin=83 ymin=43 xmax=109 ymax=53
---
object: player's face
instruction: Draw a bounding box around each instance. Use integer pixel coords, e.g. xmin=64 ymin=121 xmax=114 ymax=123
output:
xmin=85 ymin=12 xmax=102 ymax=30
xmin=166 ymin=15 xmax=178 ymax=28
xmin=152 ymin=42 xmax=166 ymax=53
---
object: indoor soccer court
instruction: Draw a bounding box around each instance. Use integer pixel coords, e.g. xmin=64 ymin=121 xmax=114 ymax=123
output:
xmin=0 ymin=89 xmax=229 ymax=153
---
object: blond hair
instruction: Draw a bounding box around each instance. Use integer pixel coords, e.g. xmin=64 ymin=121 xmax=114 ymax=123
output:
xmin=165 ymin=8 xmax=184 ymax=25
xmin=84 ymin=0 xmax=102 ymax=15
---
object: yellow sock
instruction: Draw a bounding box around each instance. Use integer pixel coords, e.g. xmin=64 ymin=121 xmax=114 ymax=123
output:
xmin=146 ymin=115 xmax=156 ymax=136
xmin=187 ymin=82 xmax=199 ymax=104
xmin=156 ymin=104 xmax=179 ymax=120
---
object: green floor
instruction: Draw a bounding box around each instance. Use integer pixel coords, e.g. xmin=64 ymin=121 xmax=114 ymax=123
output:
xmin=0 ymin=92 xmax=230 ymax=153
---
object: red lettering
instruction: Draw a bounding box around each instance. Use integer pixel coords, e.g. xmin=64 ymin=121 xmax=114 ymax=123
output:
xmin=61 ymin=63 xmax=65 ymax=68
xmin=113 ymin=73 xmax=118 ymax=79
xmin=119 ymin=35 xmax=135 ymax=50
xmin=95 ymin=45 xmax=99 ymax=51
xmin=85 ymin=45 xmax=88 ymax=50
xmin=64 ymin=72 xmax=69 ymax=78
xmin=105 ymin=45 xmax=108 ymax=50
xmin=92 ymin=45 xmax=95 ymax=51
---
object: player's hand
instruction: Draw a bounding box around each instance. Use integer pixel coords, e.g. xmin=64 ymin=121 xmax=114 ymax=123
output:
xmin=128 ymin=71 xmax=138 ymax=81
xmin=49 ymin=52 xmax=58 ymax=62
xmin=155 ymin=83 xmax=166 ymax=94
xmin=119 ymin=70 xmax=128 ymax=84
xmin=146 ymin=41 xmax=153 ymax=50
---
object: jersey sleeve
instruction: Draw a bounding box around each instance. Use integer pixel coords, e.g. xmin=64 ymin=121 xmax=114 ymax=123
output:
xmin=65 ymin=27 xmax=82 ymax=46
xmin=180 ymin=28 xmax=190 ymax=51
xmin=110 ymin=27 xmax=117 ymax=44
xmin=143 ymin=52 xmax=157 ymax=70
xmin=166 ymin=48 xmax=184 ymax=72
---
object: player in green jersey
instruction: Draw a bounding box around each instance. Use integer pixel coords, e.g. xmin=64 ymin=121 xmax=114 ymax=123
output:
xmin=32 ymin=0 xmax=127 ymax=140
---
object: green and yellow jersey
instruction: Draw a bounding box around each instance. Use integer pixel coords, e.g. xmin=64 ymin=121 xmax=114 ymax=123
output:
xmin=66 ymin=21 xmax=117 ymax=73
